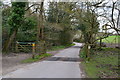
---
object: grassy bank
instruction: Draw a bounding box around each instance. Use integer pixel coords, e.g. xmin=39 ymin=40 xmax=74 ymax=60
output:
xmin=47 ymin=43 xmax=75 ymax=51
xmin=21 ymin=53 xmax=52 ymax=63
xmin=81 ymin=47 xmax=119 ymax=78
xmin=98 ymin=35 xmax=120 ymax=43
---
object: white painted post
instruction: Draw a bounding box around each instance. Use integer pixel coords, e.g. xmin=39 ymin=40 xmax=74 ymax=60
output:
xmin=88 ymin=45 xmax=91 ymax=49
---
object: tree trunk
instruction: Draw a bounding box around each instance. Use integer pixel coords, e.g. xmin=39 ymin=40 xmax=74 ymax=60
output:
xmin=99 ymin=38 xmax=102 ymax=49
xmin=36 ymin=2 xmax=46 ymax=55
xmin=2 ymin=28 xmax=18 ymax=53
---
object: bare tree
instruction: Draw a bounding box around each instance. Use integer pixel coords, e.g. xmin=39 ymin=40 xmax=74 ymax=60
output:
xmin=91 ymin=0 xmax=120 ymax=35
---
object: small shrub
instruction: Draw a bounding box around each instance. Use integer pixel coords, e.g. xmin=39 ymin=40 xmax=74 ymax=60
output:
xmin=80 ymin=46 xmax=87 ymax=58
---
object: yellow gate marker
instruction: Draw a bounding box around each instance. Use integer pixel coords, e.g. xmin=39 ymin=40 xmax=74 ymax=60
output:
xmin=32 ymin=43 xmax=35 ymax=53
xmin=32 ymin=43 xmax=35 ymax=47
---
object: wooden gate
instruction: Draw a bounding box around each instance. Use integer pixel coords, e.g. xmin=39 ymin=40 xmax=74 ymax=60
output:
xmin=15 ymin=41 xmax=35 ymax=53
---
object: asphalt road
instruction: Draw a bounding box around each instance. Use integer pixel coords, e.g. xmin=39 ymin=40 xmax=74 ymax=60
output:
xmin=3 ymin=42 xmax=84 ymax=78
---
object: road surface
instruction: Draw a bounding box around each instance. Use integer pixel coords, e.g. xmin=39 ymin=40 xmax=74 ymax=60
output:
xmin=3 ymin=42 xmax=84 ymax=78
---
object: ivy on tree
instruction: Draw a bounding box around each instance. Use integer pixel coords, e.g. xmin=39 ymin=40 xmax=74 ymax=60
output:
xmin=3 ymin=2 xmax=26 ymax=53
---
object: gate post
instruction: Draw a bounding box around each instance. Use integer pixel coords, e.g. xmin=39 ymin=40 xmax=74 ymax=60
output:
xmin=32 ymin=43 xmax=35 ymax=59
xmin=32 ymin=43 xmax=35 ymax=53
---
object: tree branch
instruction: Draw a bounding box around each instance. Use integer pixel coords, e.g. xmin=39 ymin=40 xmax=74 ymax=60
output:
xmin=25 ymin=3 xmax=40 ymax=11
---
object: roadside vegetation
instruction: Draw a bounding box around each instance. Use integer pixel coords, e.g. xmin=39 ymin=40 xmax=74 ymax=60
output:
xmin=21 ymin=53 xmax=52 ymax=63
xmin=82 ymin=48 xmax=119 ymax=78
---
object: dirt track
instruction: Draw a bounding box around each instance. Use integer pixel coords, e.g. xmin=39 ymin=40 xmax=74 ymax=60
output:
xmin=2 ymin=53 xmax=32 ymax=75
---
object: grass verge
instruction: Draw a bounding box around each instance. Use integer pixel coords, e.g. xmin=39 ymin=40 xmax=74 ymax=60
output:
xmin=81 ymin=47 xmax=119 ymax=78
xmin=21 ymin=53 xmax=52 ymax=63
xmin=47 ymin=43 xmax=75 ymax=51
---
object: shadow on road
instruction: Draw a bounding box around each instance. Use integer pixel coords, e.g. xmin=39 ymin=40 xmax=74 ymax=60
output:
xmin=46 ymin=57 xmax=82 ymax=62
